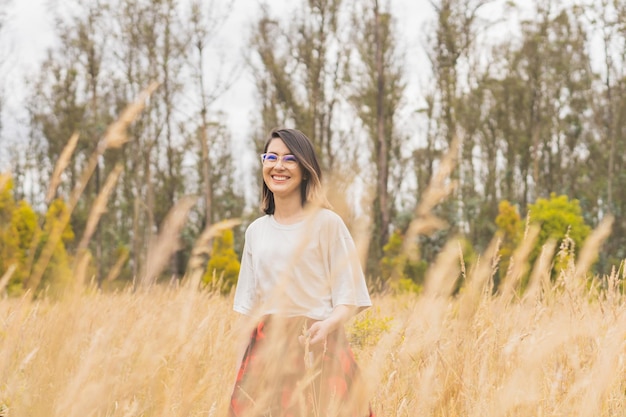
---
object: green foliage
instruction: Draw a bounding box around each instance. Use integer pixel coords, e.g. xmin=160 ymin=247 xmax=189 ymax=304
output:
xmin=202 ymin=229 xmax=240 ymax=294
xmin=380 ymin=229 xmax=426 ymax=294
xmin=0 ymin=178 xmax=41 ymax=295
xmin=0 ymin=176 xmax=14 ymax=224
xmin=347 ymin=307 xmax=393 ymax=349
xmin=507 ymin=193 xmax=592 ymax=288
xmin=495 ymin=200 xmax=523 ymax=287
xmin=528 ymin=193 xmax=590 ymax=261
xmin=392 ymin=278 xmax=422 ymax=294
xmin=0 ymin=178 xmax=18 ymax=290
xmin=37 ymin=199 xmax=75 ymax=296
xmin=7 ymin=201 xmax=39 ymax=295
xmin=495 ymin=195 xmax=592 ymax=290
xmin=380 ymin=229 xmax=404 ymax=279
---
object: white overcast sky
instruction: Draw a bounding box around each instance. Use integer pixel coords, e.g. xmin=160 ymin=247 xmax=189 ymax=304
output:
xmin=0 ymin=0 xmax=541 ymax=170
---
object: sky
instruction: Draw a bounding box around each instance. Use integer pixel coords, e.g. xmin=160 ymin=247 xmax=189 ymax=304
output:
xmin=0 ymin=0 xmax=535 ymax=171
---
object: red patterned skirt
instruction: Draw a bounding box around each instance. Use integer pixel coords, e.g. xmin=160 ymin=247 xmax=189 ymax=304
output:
xmin=230 ymin=316 xmax=374 ymax=417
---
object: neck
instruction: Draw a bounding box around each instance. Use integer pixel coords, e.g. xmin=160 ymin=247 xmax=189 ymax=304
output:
xmin=273 ymin=196 xmax=305 ymax=224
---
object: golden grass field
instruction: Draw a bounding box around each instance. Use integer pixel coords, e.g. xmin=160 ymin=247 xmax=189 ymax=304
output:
xmin=1 ymin=240 xmax=625 ymax=417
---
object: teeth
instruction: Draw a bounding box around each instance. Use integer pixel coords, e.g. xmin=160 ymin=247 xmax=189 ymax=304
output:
xmin=273 ymin=176 xmax=288 ymax=180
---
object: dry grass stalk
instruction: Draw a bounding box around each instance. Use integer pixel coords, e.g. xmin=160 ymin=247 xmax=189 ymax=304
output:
xmin=77 ymin=164 xmax=124 ymax=251
xmin=103 ymin=81 xmax=160 ymax=150
xmin=423 ymin=239 xmax=462 ymax=299
xmin=25 ymin=204 xmax=73 ymax=294
xmin=141 ymin=195 xmax=198 ymax=287
xmin=72 ymin=250 xmax=92 ymax=292
xmin=45 ymin=132 xmax=79 ymax=204
xmin=0 ymin=263 xmax=16 ymax=294
xmin=326 ymin=166 xmax=374 ymax=272
xmin=403 ymin=138 xmax=458 ymax=260
xmin=104 ymin=250 xmax=129 ymax=283
xmin=574 ymin=215 xmax=614 ymax=282
xmin=458 ymin=237 xmax=500 ymax=321
xmin=522 ymin=239 xmax=557 ymax=304
xmin=497 ymin=224 xmax=539 ymax=306
xmin=185 ymin=218 xmax=242 ymax=288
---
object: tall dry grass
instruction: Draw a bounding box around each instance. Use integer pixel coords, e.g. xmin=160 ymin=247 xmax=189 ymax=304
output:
xmin=0 ymin=286 xmax=236 ymax=416
xmin=0 ymin=251 xmax=624 ymax=416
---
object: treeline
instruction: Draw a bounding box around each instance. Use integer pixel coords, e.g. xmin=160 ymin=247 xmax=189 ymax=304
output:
xmin=1 ymin=0 xmax=625 ymax=295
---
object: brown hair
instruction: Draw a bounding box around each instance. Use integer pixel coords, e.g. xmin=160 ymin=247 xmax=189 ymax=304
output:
xmin=261 ymin=128 xmax=330 ymax=214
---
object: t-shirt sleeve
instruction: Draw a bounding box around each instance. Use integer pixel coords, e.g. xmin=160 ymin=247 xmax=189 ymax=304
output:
xmin=233 ymin=232 xmax=257 ymax=315
xmin=327 ymin=218 xmax=372 ymax=309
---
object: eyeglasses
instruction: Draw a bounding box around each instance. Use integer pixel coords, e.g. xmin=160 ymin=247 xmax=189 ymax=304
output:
xmin=260 ymin=153 xmax=298 ymax=168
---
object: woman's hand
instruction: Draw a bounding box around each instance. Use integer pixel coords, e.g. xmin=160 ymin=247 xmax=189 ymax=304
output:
xmin=299 ymin=304 xmax=356 ymax=346
xmin=304 ymin=319 xmax=334 ymax=345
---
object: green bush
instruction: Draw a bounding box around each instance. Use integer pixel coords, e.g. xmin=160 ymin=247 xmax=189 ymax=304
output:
xmin=495 ymin=194 xmax=591 ymax=290
xmin=380 ymin=229 xmax=426 ymax=293
xmin=38 ymin=199 xmax=75 ymax=296
xmin=527 ymin=193 xmax=590 ymax=268
xmin=494 ymin=200 xmax=523 ymax=288
xmin=0 ymin=178 xmax=41 ymax=295
xmin=202 ymin=229 xmax=240 ymax=294
xmin=347 ymin=307 xmax=393 ymax=348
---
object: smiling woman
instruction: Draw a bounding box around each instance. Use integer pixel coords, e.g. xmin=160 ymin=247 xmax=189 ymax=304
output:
xmin=230 ymin=128 xmax=375 ymax=417
xmin=260 ymin=143 xmax=305 ymax=220
xmin=259 ymin=129 xmax=329 ymax=224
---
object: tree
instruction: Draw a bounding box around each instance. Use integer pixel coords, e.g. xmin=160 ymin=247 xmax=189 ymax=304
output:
xmin=440 ymin=1 xmax=597 ymax=260
xmin=588 ymin=0 xmax=626 ymax=266
xmin=188 ymin=0 xmax=237 ymax=229
xmin=350 ymin=0 xmax=406 ymax=277
xmin=416 ymin=0 xmax=493 ymax=261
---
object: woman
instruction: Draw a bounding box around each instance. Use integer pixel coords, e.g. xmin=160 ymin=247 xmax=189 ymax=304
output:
xmin=230 ymin=128 xmax=374 ymax=417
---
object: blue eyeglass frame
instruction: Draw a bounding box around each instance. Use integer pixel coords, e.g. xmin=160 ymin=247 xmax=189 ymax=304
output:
xmin=260 ymin=153 xmax=298 ymax=165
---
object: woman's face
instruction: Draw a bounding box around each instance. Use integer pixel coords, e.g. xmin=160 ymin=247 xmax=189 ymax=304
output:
xmin=262 ymin=138 xmax=304 ymax=203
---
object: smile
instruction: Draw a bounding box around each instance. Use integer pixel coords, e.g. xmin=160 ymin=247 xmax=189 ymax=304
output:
xmin=272 ymin=175 xmax=289 ymax=181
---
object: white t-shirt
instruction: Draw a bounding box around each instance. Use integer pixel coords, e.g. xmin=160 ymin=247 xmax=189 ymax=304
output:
xmin=233 ymin=208 xmax=372 ymax=320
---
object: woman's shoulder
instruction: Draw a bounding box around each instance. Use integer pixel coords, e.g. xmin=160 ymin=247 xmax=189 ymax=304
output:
xmin=245 ymin=214 xmax=270 ymax=234
xmin=312 ymin=208 xmax=348 ymax=229
xmin=310 ymin=207 xmax=335 ymax=220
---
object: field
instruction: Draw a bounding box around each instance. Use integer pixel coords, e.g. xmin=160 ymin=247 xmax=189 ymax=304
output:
xmin=1 ymin=89 xmax=625 ymax=416
xmin=1 ymin=241 xmax=625 ymax=417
